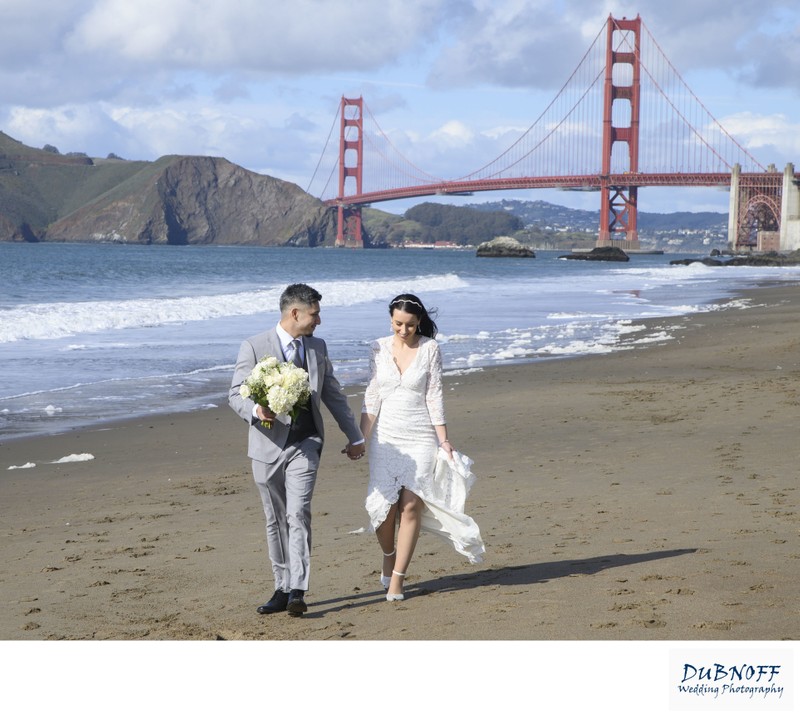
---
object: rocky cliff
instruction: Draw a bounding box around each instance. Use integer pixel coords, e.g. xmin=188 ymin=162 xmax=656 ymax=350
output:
xmin=0 ymin=132 xmax=337 ymax=245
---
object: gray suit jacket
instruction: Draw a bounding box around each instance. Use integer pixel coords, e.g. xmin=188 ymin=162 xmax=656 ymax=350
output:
xmin=228 ymin=328 xmax=363 ymax=464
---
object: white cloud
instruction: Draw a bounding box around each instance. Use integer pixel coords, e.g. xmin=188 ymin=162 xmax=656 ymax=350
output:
xmin=428 ymin=0 xmax=592 ymax=89
xmin=430 ymin=120 xmax=474 ymax=146
xmin=65 ymin=0 xmax=453 ymax=72
xmin=721 ymin=112 xmax=800 ymax=156
xmin=5 ymin=104 xmax=133 ymax=156
xmin=482 ymin=125 xmax=529 ymax=140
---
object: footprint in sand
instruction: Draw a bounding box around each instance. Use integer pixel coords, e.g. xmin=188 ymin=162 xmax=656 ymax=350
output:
xmin=639 ymin=618 xmax=666 ymax=628
xmin=610 ymin=602 xmax=640 ymax=611
xmin=692 ymin=620 xmax=737 ymax=631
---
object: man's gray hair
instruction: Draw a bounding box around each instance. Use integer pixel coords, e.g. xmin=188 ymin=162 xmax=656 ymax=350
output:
xmin=280 ymin=283 xmax=322 ymax=313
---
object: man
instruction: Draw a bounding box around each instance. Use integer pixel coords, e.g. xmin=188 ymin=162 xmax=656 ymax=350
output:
xmin=229 ymin=283 xmax=365 ymax=617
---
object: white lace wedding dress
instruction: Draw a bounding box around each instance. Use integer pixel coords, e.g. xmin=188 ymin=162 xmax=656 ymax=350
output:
xmin=362 ymin=335 xmax=484 ymax=563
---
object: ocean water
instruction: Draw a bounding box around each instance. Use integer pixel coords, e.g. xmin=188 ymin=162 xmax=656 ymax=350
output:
xmin=3 ymin=242 xmax=800 ymax=442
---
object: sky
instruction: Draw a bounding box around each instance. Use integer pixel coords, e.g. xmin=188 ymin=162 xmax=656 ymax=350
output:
xmin=1 ymin=0 xmax=799 ymax=216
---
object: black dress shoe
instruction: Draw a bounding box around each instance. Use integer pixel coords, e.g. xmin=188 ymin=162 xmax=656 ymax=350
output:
xmin=286 ymin=589 xmax=307 ymax=617
xmin=256 ymin=590 xmax=289 ymax=614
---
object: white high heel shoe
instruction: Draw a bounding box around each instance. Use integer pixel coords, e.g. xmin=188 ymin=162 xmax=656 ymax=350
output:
xmin=380 ymin=549 xmax=395 ymax=590
xmin=386 ymin=570 xmax=405 ymax=602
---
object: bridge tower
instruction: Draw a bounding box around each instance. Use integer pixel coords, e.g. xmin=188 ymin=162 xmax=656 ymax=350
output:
xmin=598 ymin=15 xmax=641 ymax=251
xmin=335 ymin=97 xmax=364 ymax=248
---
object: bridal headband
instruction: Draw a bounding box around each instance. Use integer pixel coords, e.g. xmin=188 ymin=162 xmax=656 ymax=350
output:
xmin=390 ymin=298 xmax=424 ymax=309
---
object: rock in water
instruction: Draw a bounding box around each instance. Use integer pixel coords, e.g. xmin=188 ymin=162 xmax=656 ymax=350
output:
xmin=476 ymin=236 xmax=535 ymax=258
xmin=559 ymin=246 xmax=629 ymax=262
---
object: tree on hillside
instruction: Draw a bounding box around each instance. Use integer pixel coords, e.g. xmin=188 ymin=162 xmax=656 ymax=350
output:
xmin=404 ymin=202 xmax=523 ymax=245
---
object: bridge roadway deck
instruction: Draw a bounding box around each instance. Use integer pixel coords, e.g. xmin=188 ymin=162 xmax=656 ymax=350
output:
xmin=326 ymin=172 xmax=791 ymax=206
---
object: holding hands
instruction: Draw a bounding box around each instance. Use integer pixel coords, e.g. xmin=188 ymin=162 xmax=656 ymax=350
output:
xmin=342 ymin=442 xmax=366 ymax=461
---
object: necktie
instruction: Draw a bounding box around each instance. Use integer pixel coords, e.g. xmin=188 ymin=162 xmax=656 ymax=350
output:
xmin=286 ymin=339 xmax=302 ymax=367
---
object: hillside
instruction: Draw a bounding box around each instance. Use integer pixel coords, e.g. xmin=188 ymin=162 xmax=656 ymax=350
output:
xmin=361 ymin=202 xmax=528 ymax=248
xmin=467 ymin=198 xmax=727 ymax=231
xmin=0 ymin=132 xmax=335 ymax=245
xmin=467 ymin=198 xmax=729 ymax=251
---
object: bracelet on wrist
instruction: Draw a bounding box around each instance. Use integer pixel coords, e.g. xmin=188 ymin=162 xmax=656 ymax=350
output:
xmin=439 ymin=440 xmax=450 ymax=447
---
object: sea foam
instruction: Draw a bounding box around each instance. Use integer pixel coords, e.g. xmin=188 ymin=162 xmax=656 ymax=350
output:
xmin=0 ymin=273 xmax=467 ymax=343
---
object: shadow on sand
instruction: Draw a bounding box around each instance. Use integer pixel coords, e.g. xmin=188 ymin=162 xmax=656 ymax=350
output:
xmin=309 ymin=547 xmax=697 ymax=617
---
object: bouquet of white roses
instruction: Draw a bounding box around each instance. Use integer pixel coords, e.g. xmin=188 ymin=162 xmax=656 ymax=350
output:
xmin=239 ymin=355 xmax=311 ymax=428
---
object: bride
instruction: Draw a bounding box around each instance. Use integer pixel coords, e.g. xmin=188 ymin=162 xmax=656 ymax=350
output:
xmin=359 ymin=293 xmax=484 ymax=602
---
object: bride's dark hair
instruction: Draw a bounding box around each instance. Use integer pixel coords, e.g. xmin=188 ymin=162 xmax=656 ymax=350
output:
xmin=389 ymin=293 xmax=438 ymax=338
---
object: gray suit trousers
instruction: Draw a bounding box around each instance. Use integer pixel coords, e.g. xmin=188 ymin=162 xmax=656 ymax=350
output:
xmin=252 ymin=436 xmax=323 ymax=592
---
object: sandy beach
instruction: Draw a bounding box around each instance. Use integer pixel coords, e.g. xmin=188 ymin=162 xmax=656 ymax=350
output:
xmin=1 ymin=284 xmax=799 ymax=643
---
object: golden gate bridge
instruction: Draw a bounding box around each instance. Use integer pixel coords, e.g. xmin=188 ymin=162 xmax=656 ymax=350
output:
xmin=307 ymin=15 xmax=800 ymax=252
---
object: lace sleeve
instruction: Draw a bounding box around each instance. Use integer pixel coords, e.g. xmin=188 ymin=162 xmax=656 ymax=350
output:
xmin=425 ymin=339 xmax=446 ymax=425
xmin=361 ymin=340 xmax=382 ymax=416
